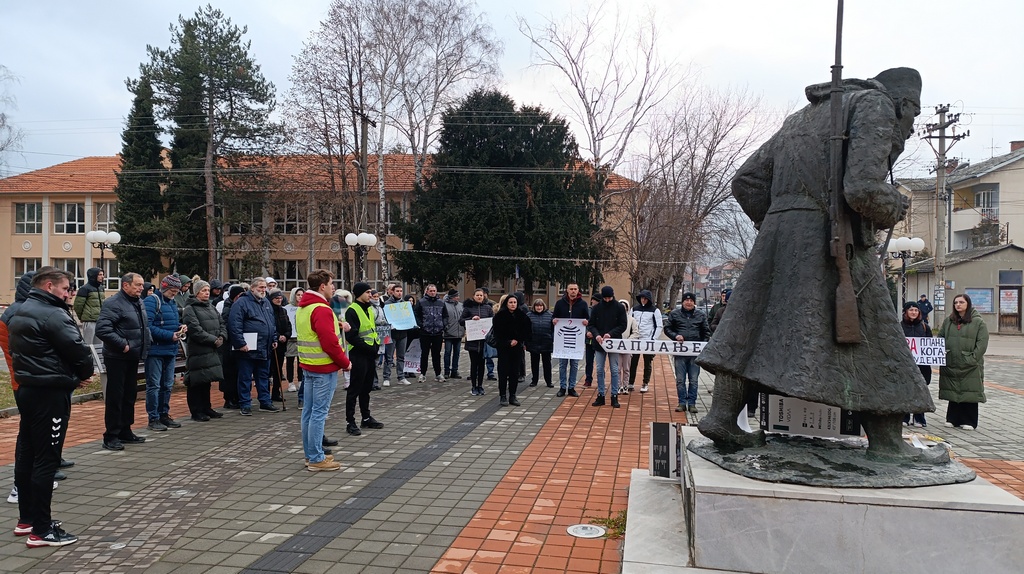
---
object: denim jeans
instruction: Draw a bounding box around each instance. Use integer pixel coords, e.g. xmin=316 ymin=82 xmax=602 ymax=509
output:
xmin=301 ymin=370 xmax=338 ymax=463
xmin=145 ymin=354 xmax=176 ymax=421
xmin=443 ymin=338 xmax=462 ymax=375
xmin=486 ymin=355 xmax=495 ymax=377
xmin=674 ymin=356 xmax=701 ymax=405
xmin=237 ymin=356 xmax=271 ymax=409
xmin=558 ymin=358 xmax=579 ymax=390
xmin=595 ymin=348 xmax=619 ymax=397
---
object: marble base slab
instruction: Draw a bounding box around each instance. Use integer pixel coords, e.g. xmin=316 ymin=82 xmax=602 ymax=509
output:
xmin=680 ymin=427 xmax=1024 ymax=574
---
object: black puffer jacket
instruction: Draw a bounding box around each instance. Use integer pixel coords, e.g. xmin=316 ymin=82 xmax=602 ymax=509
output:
xmin=182 ymin=297 xmax=226 ymax=385
xmin=9 ymin=289 xmax=94 ymax=391
xmin=526 ymin=309 xmax=554 ymax=353
xmin=0 ymin=272 xmax=34 ymax=324
xmin=96 ymin=289 xmax=152 ymax=362
xmin=664 ymin=307 xmax=711 ymax=342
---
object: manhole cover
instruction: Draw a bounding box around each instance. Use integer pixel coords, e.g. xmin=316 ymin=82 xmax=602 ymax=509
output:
xmin=566 ymin=524 xmax=606 ymax=538
xmin=110 ymin=543 xmax=127 ymax=550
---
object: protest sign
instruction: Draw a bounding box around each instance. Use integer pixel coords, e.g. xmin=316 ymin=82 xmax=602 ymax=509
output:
xmin=465 ymin=317 xmax=492 ymax=342
xmin=600 ymin=338 xmax=705 ymax=357
xmin=404 ymin=338 xmax=422 ymax=373
xmin=552 ymin=319 xmax=586 ymax=360
xmin=906 ymin=337 xmax=945 ymax=366
xmin=383 ymin=301 xmax=417 ymax=330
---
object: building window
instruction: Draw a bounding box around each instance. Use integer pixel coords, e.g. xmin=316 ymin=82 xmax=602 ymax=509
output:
xmin=270 ymin=259 xmax=308 ymax=293
xmin=93 ymin=258 xmax=120 ymax=290
xmin=14 ymin=258 xmax=41 ymax=287
xmin=1000 ymin=270 xmax=1023 ymax=286
xmin=975 ymin=187 xmax=1000 ymax=221
xmin=51 ymin=258 xmax=85 ymax=289
xmin=231 ymin=204 xmax=263 ymax=235
xmin=273 ymin=205 xmax=309 ymax=236
xmin=15 ymin=203 xmax=43 ymax=234
xmin=95 ymin=203 xmax=117 ymax=232
xmin=319 ymin=207 xmax=339 ymax=235
xmin=316 ymin=260 xmax=345 ymax=289
xmin=54 ymin=203 xmax=86 ymax=234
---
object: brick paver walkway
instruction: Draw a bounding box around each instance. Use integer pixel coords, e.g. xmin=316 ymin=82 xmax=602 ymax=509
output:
xmin=1 ymin=348 xmax=1022 ymax=573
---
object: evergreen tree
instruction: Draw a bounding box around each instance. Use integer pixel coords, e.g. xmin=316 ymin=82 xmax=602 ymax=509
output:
xmin=146 ymin=5 xmax=278 ymax=279
xmin=111 ymin=75 xmax=167 ymax=279
xmin=393 ymin=89 xmax=602 ymax=293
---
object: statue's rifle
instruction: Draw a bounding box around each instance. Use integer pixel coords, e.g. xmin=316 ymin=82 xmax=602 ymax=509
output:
xmin=829 ymin=0 xmax=860 ymax=344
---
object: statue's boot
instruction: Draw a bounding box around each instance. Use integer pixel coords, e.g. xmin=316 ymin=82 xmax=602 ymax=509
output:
xmin=862 ymin=413 xmax=950 ymax=464
xmin=697 ymin=373 xmax=766 ymax=449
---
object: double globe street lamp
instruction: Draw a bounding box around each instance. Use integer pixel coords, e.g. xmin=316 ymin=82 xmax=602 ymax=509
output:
xmin=888 ymin=236 xmax=925 ymax=308
xmin=344 ymin=232 xmax=377 ymax=282
xmin=86 ymin=230 xmax=122 ymax=280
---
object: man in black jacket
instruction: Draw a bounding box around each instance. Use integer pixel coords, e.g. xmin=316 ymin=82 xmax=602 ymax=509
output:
xmin=344 ymin=282 xmax=384 ymax=435
xmin=551 ymin=282 xmax=589 ymax=397
xmin=588 ymin=286 xmax=627 ymax=408
xmin=95 ymin=273 xmax=151 ymax=451
xmin=414 ymin=284 xmax=448 ymax=382
xmin=9 ymin=267 xmax=94 ymax=547
xmin=663 ymin=292 xmax=710 ymax=414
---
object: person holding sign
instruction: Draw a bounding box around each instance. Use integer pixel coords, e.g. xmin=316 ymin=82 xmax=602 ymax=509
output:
xmin=492 ymin=294 xmax=532 ymax=406
xmin=664 ymin=293 xmax=710 ymax=414
xmin=938 ymin=294 xmax=989 ymax=430
xmin=552 ymin=283 xmax=589 ymax=398
xmin=901 ymin=302 xmax=933 ymax=427
xmin=460 ymin=289 xmax=494 ymax=396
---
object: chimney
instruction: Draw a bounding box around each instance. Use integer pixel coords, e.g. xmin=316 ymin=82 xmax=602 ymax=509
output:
xmin=1011 ymin=140 xmax=1024 ymax=153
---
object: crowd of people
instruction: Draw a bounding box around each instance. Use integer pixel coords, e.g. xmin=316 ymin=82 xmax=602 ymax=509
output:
xmin=0 ymin=260 xmax=993 ymax=547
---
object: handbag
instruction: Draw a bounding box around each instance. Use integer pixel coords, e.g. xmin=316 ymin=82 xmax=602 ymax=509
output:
xmin=484 ymin=326 xmax=497 ymax=348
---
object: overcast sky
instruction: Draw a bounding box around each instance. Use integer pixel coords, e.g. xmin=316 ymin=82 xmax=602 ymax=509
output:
xmin=1 ymin=0 xmax=1022 ymax=178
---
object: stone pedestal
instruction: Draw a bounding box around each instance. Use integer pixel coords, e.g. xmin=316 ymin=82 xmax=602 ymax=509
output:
xmin=679 ymin=427 xmax=1024 ymax=573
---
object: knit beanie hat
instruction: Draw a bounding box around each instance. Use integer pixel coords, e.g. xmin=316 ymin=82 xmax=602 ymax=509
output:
xmin=160 ymin=274 xmax=182 ymax=292
xmin=193 ymin=280 xmax=210 ymax=295
xmin=352 ymin=282 xmax=372 ymax=299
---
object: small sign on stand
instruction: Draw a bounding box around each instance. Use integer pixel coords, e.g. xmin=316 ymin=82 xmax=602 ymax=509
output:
xmin=761 ymin=394 xmax=861 ymax=439
xmin=649 ymin=422 xmax=682 ymax=478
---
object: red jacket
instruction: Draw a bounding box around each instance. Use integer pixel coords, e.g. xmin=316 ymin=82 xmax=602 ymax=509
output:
xmin=298 ymin=291 xmax=351 ymax=373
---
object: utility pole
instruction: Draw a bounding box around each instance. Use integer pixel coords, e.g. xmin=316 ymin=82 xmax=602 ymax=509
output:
xmin=922 ymin=104 xmax=968 ymax=312
xmin=354 ymin=110 xmax=377 ymax=282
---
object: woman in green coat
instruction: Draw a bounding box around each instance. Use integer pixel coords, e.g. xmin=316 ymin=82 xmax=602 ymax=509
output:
xmin=937 ymin=293 xmax=989 ymax=430
xmin=182 ymin=280 xmax=227 ymax=421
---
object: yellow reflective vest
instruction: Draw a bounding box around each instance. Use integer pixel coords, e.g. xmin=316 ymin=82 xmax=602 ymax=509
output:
xmin=346 ymin=302 xmax=380 ymax=352
xmin=296 ymin=301 xmax=339 ymax=367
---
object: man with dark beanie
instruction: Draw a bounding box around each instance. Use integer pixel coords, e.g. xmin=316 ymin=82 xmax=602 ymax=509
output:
xmin=587 ymin=286 xmax=627 ymax=408
xmin=344 ymin=282 xmax=384 ymax=436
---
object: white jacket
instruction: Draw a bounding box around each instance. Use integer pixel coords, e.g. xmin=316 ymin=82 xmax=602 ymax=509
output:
xmin=631 ymin=306 xmax=663 ymax=340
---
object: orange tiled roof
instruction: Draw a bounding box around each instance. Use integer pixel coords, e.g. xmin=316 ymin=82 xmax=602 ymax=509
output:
xmin=0 ymin=153 xmax=635 ymax=195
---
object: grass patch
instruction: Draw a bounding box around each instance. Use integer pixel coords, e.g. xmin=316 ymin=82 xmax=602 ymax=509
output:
xmin=586 ymin=509 xmax=628 ymax=538
xmin=0 ymin=371 xmax=105 ymax=412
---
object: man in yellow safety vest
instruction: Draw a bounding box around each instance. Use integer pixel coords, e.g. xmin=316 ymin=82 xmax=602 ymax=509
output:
xmin=296 ymin=269 xmax=351 ymax=471
xmin=344 ymin=282 xmax=383 ymax=436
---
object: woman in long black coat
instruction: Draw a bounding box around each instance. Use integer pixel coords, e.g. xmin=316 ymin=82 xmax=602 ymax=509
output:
xmin=182 ymin=281 xmax=227 ymax=421
xmin=900 ymin=301 xmax=933 ymax=427
xmin=491 ymin=294 xmax=532 ymax=407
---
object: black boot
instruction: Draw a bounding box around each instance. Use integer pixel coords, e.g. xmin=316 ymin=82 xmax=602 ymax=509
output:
xmin=508 ymin=395 xmax=520 ymax=406
xmin=611 ymin=395 xmax=620 ymax=408
xmin=592 ymin=394 xmax=605 ymax=407
xmin=499 ymin=395 xmax=509 ymax=407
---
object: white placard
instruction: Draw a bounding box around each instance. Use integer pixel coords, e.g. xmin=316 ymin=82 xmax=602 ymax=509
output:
xmin=552 ymin=319 xmax=586 ymax=360
xmin=906 ymin=337 xmax=945 ymax=366
xmin=600 ymin=338 xmax=705 ymax=356
xmin=465 ymin=317 xmax=492 ymax=342
xmin=233 ymin=332 xmax=258 ymax=351
xmin=404 ymin=338 xmax=422 ymax=373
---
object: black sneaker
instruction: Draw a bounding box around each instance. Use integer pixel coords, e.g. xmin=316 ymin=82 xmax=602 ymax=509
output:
xmin=191 ymin=414 xmax=211 ymax=422
xmin=323 ymin=447 xmax=333 ymax=455
xmin=54 ymin=471 xmax=67 ymax=481
xmin=26 ymin=522 xmax=77 ymax=548
xmin=556 ymin=388 xmax=566 ymax=397
xmin=499 ymin=396 xmax=509 ymax=407
xmin=322 ymin=436 xmax=339 ymax=447
xmin=449 ymin=373 xmax=462 ymax=379
xmin=611 ymin=396 xmax=621 ymax=408
xmin=546 ymin=383 xmax=554 ymax=388
xmin=102 ymin=440 xmax=125 ymax=451
xmin=486 ymin=375 xmax=497 ymax=381
xmin=59 ymin=459 xmax=75 ymax=469
xmin=508 ymin=396 xmax=521 ymax=406
xmin=160 ymin=416 xmax=181 ymax=428
xmin=346 ymin=423 xmax=362 ymax=436
xmin=204 ymin=410 xmax=224 ymax=419
xmin=119 ymin=434 xmax=146 ymax=444
xmin=259 ymin=403 xmax=280 ymax=413
xmin=529 ymin=382 xmax=538 ymax=387
xmin=567 ymin=388 xmax=579 ymax=397
xmin=361 ymin=417 xmax=384 ymax=429
xmin=148 ymin=419 xmax=168 ymax=431
xmin=240 ymin=407 xmax=252 ymax=416
xmin=592 ymin=394 xmax=605 ymax=407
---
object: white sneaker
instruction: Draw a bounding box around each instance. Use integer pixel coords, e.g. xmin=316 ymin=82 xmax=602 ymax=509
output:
xmin=640 ymin=384 xmax=649 ymax=393
xmin=960 ymin=425 xmax=975 ymax=431
xmin=399 ymin=378 xmax=411 ymax=385
xmin=342 ymin=380 xmax=350 ymax=390
xmin=7 ymin=486 xmax=16 ymax=504
xmin=383 ymin=379 xmax=391 ymax=387
xmin=418 ymin=374 xmax=426 ymax=383
xmin=943 ymin=422 xmax=954 ymax=428
xmin=436 ymin=375 xmax=446 ymax=383
xmin=287 ymin=383 xmax=297 ymax=392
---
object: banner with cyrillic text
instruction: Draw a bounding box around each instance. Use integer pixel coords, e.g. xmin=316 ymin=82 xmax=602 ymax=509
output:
xmin=383 ymin=301 xmax=417 ymax=330
xmin=907 ymin=337 xmax=945 ymax=366
xmin=601 ymin=338 xmax=705 ymax=356
xmin=552 ymin=319 xmax=586 ymax=360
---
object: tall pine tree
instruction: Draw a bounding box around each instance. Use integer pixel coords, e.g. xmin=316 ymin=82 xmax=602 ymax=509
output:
xmin=393 ymin=89 xmax=601 ymax=293
xmin=111 ymin=75 xmax=167 ymax=279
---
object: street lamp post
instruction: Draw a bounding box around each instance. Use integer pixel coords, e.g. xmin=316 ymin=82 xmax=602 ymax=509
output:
xmin=888 ymin=236 xmax=925 ymax=308
xmin=86 ymin=230 xmax=122 ymax=284
xmin=344 ymin=232 xmax=377 ymax=283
